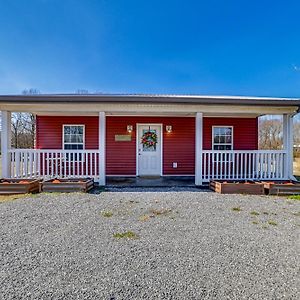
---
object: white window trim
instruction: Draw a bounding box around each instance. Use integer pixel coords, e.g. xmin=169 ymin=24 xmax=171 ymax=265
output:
xmin=62 ymin=124 xmax=85 ymax=150
xmin=212 ymin=126 xmax=233 ymax=150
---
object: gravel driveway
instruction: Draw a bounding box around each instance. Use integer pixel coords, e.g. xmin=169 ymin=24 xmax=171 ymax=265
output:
xmin=1 ymin=191 xmax=299 ymax=300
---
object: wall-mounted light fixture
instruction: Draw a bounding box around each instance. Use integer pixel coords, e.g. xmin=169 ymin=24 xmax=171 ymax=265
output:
xmin=166 ymin=125 xmax=172 ymax=133
xmin=127 ymin=125 xmax=133 ymax=133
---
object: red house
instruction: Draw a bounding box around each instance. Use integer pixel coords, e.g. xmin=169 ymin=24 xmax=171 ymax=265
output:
xmin=0 ymin=94 xmax=299 ymax=185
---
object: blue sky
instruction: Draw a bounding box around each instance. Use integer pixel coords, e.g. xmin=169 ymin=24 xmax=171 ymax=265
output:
xmin=0 ymin=0 xmax=300 ymax=97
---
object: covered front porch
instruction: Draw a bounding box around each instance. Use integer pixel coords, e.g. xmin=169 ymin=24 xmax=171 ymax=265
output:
xmin=0 ymin=94 xmax=297 ymax=186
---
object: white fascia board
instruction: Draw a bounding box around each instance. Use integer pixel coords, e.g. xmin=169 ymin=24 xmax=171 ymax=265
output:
xmin=0 ymin=102 xmax=298 ymax=116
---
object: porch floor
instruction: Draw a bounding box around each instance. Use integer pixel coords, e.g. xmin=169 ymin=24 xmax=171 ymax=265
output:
xmin=105 ymin=176 xmax=201 ymax=188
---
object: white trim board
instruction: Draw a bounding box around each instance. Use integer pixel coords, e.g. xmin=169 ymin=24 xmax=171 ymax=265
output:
xmin=62 ymin=124 xmax=85 ymax=150
xmin=1 ymin=102 xmax=297 ymax=116
xmin=212 ymin=126 xmax=234 ymax=150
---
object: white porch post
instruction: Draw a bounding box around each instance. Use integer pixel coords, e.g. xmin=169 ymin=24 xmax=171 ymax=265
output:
xmin=99 ymin=112 xmax=106 ymax=185
xmin=1 ymin=111 xmax=11 ymax=178
xmin=195 ymin=112 xmax=203 ymax=185
xmin=283 ymin=114 xmax=294 ymax=179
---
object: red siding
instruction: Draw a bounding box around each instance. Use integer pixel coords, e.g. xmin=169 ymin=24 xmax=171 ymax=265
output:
xmin=106 ymin=117 xmax=195 ymax=175
xmin=36 ymin=115 xmax=258 ymax=176
xmin=203 ymin=117 xmax=258 ymax=150
xmin=36 ymin=116 xmax=99 ymax=149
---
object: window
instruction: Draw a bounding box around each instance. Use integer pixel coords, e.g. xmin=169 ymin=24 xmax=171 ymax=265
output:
xmin=212 ymin=126 xmax=233 ymax=150
xmin=63 ymin=125 xmax=85 ymax=150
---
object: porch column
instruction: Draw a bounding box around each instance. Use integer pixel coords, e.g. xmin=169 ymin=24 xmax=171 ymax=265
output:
xmin=283 ymin=114 xmax=294 ymax=179
xmin=99 ymin=112 xmax=106 ymax=185
xmin=1 ymin=111 xmax=11 ymax=178
xmin=195 ymin=112 xmax=203 ymax=185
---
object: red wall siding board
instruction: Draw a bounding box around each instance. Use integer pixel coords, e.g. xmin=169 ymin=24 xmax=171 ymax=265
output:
xmin=106 ymin=117 xmax=195 ymax=175
xmin=36 ymin=116 xmax=99 ymax=149
xmin=203 ymin=117 xmax=258 ymax=150
xmin=36 ymin=115 xmax=258 ymax=176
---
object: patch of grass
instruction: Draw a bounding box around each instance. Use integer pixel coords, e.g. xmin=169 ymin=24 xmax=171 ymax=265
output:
xmin=0 ymin=194 xmax=28 ymax=203
xmin=101 ymin=211 xmax=113 ymax=218
xmin=252 ymin=221 xmax=259 ymax=225
xmin=139 ymin=215 xmax=150 ymax=222
xmin=250 ymin=211 xmax=259 ymax=216
xmin=268 ymin=220 xmax=278 ymax=226
xmin=150 ymin=208 xmax=172 ymax=216
xmin=232 ymin=207 xmax=242 ymax=212
xmin=288 ymin=195 xmax=300 ymax=201
xmin=129 ymin=200 xmax=139 ymax=204
xmin=42 ymin=192 xmax=66 ymax=196
xmin=293 ymin=211 xmax=300 ymax=217
xmin=113 ymin=231 xmax=138 ymax=239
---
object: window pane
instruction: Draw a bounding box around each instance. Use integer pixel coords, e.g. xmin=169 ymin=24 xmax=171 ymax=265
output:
xmin=225 ymin=127 xmax=232 ymax=135
xmin=213 ymin=127 xmax=219 ymax=135
xmin=225 ymin=136 xmax=232 ymax=143
xmin=213 ymin=135 xmax=219 ymax=143
xmin=219 ymin=136 xmax=225 ymax=143
xmin=64 ymin=134 xmax=71 ymax=143
xmin=219 ymin=127 xmax=226 ymax=135
xmin=64 ymin=126 xmax=71 ymax=134
xmin=225 ymin=145 xmax=232 ymax=150
xmin=70 ymin=134 xmax=83 ymax=143
xmin=77 ymin=126 xmax=83 ymax=134
xmin=65 ymin=144 xmax=84 ymax=150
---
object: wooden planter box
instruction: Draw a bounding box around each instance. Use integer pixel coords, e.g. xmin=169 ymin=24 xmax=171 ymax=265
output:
xmin=261 ymin=181 xmax=300 ymax=195
xmin=41 ymin=178 xmax=94 ymax=193
xmin=210 ymin=180 xmax=264 ymax=195
xmin=0 ymin=178 xmax=40 ymax=195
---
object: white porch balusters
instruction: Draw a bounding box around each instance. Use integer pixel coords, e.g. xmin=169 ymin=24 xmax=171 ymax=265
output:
xmin=99 ymin=112 xmax=106 ymax=185
xmin=1 ymin=111 xmax=11 ymax=178
xmin=283 ymin=114 xmax=294 ymax=179
xmin=195 ymin=112 xmax=203 ymax=185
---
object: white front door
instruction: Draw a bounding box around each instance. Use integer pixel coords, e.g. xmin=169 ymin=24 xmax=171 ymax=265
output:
xmin=137 ymin=124 xmax=162 ymax=176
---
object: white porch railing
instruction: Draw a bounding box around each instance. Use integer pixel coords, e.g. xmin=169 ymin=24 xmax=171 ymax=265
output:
xmin=202 ymin=150 xmax=287 ymax=182
xmin=9 ymin=149 xmax=100 ymax=180
xmin=8 ymin=149 xmax=287 ymax=183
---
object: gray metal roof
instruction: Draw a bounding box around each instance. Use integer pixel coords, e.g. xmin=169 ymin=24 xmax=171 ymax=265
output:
xmin=0 ymin=94 xmax=299 ymax=107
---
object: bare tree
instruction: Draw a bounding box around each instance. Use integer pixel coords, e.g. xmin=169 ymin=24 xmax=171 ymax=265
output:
xmin=75 ymin=89 xmax=89 ymax=94
xmin=22 ymin=88 xmax=40 ymax=95
xmin=259 ymin=118 xmax=283 ymax=150
xmin=11 ymin=89 xmax=39 ymax=148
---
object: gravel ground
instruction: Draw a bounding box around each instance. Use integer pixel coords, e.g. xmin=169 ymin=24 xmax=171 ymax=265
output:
xmin=0 ymin=191 xmax=300 ymax=300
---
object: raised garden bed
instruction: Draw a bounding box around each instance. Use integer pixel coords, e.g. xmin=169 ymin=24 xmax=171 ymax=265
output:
xmin=261 ymin=180 xmax=300 ymax=195
xmin=0 ymin=178 xmax=40 ymax=195
xmin=210 ymin=180 xmax=264 ymax=195
xmin=41 ymin=178 xmax=94 ymax=193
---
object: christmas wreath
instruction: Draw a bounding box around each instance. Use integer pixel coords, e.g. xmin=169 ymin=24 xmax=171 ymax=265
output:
xmin=141 ymin=131 xmax=157 ymax=148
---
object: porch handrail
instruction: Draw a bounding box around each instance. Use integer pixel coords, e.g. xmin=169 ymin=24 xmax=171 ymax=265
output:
xmin=202 ymin=150 xmax=287 ymax=182
xmin=8 ymin=149 xmax=100 ymax=180
xmin=202 ymin=150 xmax=287 ymax=154
xmin=9 ymin=149 xmax=98 ymax=153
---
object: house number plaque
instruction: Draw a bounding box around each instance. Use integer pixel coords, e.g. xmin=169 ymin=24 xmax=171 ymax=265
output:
xmin=115 ymin=135 xmax=132 ymax=141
